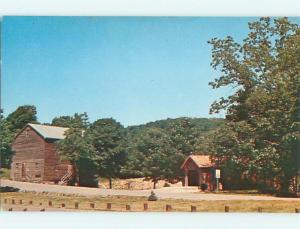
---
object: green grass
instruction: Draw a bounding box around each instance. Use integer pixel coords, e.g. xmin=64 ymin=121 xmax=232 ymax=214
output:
xmin=1 ymin=191 xmax=300 ymax=212
xmin=0 ymin=168 xmax=10 ymax=179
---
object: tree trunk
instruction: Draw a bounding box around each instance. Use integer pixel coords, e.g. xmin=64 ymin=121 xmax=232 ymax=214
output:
xmin=73 ymin=163 xmax=79 ymax=186
xmin=109 ymin=177 xmax=112 ymax=189
xmin=153 ymin=179 xmax=157 ymax=189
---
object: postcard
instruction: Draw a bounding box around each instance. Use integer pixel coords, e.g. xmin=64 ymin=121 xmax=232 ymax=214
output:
xmin=1 ymin=16 xmax=300 ymax=213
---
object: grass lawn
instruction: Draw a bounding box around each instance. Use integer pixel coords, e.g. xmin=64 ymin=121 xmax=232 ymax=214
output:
xmin=1 ymin=191 xmax=300 ymax=212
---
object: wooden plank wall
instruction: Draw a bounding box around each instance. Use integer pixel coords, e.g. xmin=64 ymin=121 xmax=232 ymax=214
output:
xmin=11 ymin=127 xmax=45 ymax=182
xmin=44 ymin=140 xmax=70 ymax=182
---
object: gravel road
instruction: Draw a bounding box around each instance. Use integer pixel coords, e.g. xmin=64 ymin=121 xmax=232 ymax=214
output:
xmin=1 ymin=179 xmax=300 ymax=201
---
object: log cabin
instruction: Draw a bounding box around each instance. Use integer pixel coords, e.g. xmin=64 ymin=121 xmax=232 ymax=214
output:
xmin=10 ymin=123 xmax=73 ymax=184
xmin=181 ymin=154 xmax=217 ymax=191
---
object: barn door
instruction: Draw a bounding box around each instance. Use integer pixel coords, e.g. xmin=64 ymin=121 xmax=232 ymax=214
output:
xmin=188 ymin=170 xmax=199 ymax=186
xmin=21 ymin=163 xmax=26 ymax=179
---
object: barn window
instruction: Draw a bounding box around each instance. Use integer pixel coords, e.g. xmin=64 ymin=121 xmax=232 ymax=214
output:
xmin=35 ymin=174 xmax=41 ymax=178
xmin=25 ymin=128 xmax=30 ymax=137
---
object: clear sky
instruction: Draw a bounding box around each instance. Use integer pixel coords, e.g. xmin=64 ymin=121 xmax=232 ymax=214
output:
xmin=2 ymin=17 xmax=298 ymax=126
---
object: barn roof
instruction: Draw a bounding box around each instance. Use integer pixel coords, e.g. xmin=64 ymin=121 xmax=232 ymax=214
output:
xmin=28 ymin=123 xmax=69 ymax=140
xmin=181 ymin=154 xmax=214 ymax=169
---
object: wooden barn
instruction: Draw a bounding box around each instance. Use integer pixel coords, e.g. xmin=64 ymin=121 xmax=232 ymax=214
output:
xmin=10 ymin=123 xmax=73 ymax=184
xmin=181 ymin=154 xmax=216 ymax=191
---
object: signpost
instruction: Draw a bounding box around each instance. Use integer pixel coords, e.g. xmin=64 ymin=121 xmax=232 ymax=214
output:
xmin=215 ymin=169 xmax=220 ymax=192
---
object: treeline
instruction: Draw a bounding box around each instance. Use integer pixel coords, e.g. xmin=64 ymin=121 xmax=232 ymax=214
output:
xmin=0 ymin=105 xmax=223 ymax=188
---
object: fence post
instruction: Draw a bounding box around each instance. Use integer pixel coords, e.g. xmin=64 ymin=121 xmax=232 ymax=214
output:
xmin=107 ymin=203 xmax=111 ymax=210
xmin=225 ymin=206 xmax=229 ymax=212
xmin=23 ymin=208 xmax=27 ymax=211
xmin=191 ymin=205 xmax=197 ymax=212
xmin=8 ymin=208 xmax=13 ymax=211
xmin=296 ymin=208 xmax=300 ymax=213
xmin=29 ymin=201 xmax=33 ymax=205
xmin=48 ymin=201 xmax=52 ymax=207
xmin=4 ymin=199 xmax=7 ymax=204
xmin=40 ymin=208 xmax=45 ymax=212
xmin=61 ymin=203 xmax=65 ymax=208
xmin=12 ymin=199 xmax=15 ymax=205
xmin=75 ymin=202 xmax=79 ymax=209
xmin=19 ymin=200 xmax=23 ymax=204
xmin=258 ymin=207 xmax=263 ymax=213
xmin=90 ymin=203 xmax=95 ymax=209
xmin=126 ymin=205 xmax=131 ymax=211
xmin=166 ymin=204 xmax=172 ymax=212
xmin=144 ymin=203 xmax=148 ymax=211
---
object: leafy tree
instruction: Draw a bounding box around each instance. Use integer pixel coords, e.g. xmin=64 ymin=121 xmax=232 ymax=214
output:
xmin=87 ymin=118 xmax=126 ymax=189
xmin=57 ymin=128 xmax=98 ymax=187
xmin=52 ymin=112 xmax=89 ymax=129
xmin=56 ymin=113 xmax=98 ymax=187
xmin=208 ymin=17 xmax=300 ymax=194
xmin=1 ymin=106 xmax=38 ymax=169
xmin=123 ymin=127 xmax=183 ymax=188
xmin=6 ymin=105 xmax=38 ymax=132
xmin=0 ymin=112 xmax=14 ymax=168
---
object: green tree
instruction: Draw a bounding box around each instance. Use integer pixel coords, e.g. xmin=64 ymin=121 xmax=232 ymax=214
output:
xmin=0 ymin=112 xmax=14 ymax=168
xmin=208 ymin=17 xmax=300 ymax=194
xmin=52 ymin=112 xmax=89 ymax=129
xmin=87 ymin=118 xmax=126 ymax=189
xmin=123 ymin=127 xmax=182 ymax=189
xmin=57 ymin=128 xmax=98 ymax=187
xmin=6 ymin=105 xmax=38 ymax=132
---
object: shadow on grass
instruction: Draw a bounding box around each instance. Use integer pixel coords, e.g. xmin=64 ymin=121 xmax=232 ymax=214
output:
xmin=0 ymin=186 xmax=20 ymax=192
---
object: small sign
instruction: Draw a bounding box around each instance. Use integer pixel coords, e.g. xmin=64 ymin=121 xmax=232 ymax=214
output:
xmin=215 ymin=169 xmax=221 ymax=179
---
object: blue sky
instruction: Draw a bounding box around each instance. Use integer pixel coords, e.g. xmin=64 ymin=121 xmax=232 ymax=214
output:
xmin=2 ymin=17 xmax=298 ymax=126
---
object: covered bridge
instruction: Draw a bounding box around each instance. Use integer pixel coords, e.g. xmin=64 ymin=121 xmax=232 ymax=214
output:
xmin=181 ymin=154 xmax=217 ymax=191
xmin=11 ymin=123 xmax=73 ymax=184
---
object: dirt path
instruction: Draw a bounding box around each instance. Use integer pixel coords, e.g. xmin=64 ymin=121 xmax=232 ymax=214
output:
xmin=1 ymin=179 xmax=300 ymax=201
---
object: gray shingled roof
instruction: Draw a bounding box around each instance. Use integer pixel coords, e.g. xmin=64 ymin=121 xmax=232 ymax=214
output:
xmin=28 ymin=123 xmax=69 ymax=140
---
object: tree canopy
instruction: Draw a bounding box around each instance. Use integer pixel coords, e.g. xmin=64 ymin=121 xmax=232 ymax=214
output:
xmin=52 ymin=113 xmax=89 ymax=129
xmin=208 ymin=17 xmax=300 ymax=194
xmin=1 ymin=105 xmax=38 ymax=168
xmin=6 ymin=105 xmax=38 ymax=132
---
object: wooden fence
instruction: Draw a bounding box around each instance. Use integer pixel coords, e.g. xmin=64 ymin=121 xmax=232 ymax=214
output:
xmin=2 ymin=198 xmax=300 ymax=213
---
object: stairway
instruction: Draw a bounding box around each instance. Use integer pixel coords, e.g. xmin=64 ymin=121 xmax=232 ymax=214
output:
xmin=58 ymin=170 xmax=73 ymax=185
